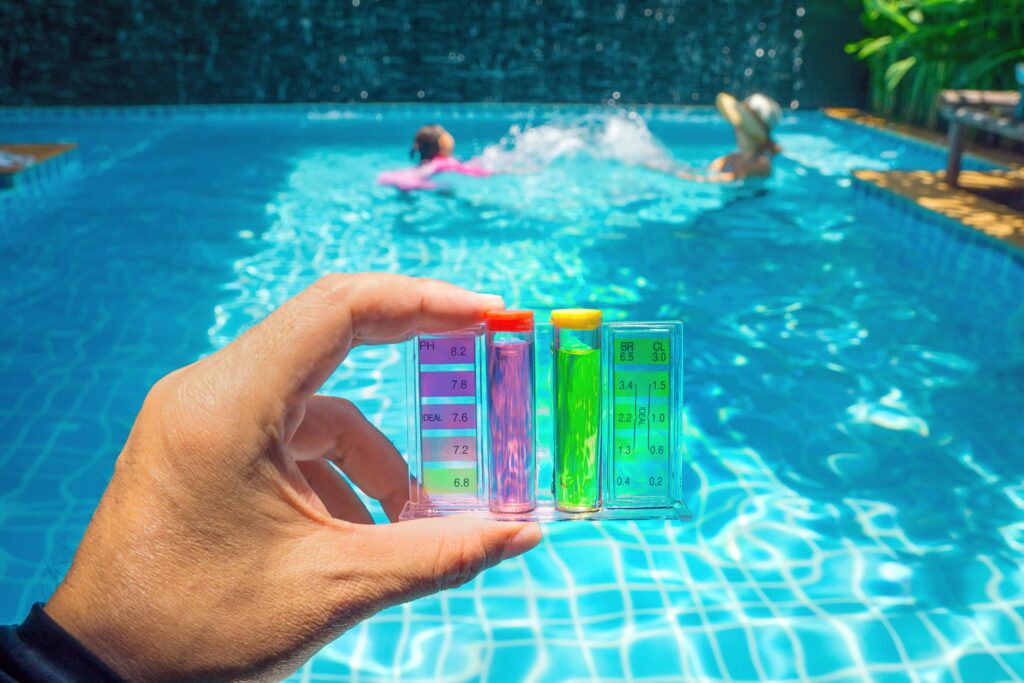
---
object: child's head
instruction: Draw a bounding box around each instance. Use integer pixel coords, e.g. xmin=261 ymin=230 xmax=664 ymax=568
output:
xmin=411 ymin=125 xmax=455 ymax=163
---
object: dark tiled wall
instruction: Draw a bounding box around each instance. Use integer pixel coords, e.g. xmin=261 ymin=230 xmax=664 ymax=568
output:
xmin=1 ymin=0 xmax=809 ymax=106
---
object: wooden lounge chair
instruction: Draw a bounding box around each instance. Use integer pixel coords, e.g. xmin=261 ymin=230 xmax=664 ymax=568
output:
xmin=939 ymin=89 xmax=1023 ymax=187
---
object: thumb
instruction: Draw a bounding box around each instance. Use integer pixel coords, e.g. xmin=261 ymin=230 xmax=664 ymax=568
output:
xmin=362 ymin=517 xmax=542 ymax=600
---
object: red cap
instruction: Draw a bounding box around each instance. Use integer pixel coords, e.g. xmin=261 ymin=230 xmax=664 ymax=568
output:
xmin=485 ymin=309 xmax=534 ymax=332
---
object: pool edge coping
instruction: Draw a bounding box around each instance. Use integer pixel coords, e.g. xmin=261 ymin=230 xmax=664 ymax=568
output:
xmin=825 ymin=108 xmax=1024 ymax=257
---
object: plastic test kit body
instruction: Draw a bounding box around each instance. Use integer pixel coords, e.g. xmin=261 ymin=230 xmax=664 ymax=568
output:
xmin=400 ymin=310 xmax=689 ymax=522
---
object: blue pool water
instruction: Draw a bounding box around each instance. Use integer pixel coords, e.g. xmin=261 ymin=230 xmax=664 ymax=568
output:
xmin=2 ymin=105 xmax=1023 ymax=682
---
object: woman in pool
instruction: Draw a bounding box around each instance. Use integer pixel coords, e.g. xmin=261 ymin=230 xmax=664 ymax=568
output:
xmin=652 ymin=92 xmax=782 ymax=183
xmin=377 ymin=124 xmax=493 ymax=191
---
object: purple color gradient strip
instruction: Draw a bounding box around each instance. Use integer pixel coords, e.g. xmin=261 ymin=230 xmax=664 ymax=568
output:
xmin=419 ymin=371 xmax=476 ymax=397
xmin=419 ymin=336 xmax=476 ymax=364
xmin=420 ymin=404 xmax=477 ymax=430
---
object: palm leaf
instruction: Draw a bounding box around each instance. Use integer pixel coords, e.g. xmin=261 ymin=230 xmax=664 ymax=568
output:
xmin=958 ymin=47 xmax=1024 ymax=84
xmin=885 ymin=56 xmax=919 ymax=91
xmin=846 ymin=35 xmax=894 ymax=57
xmin=849 ymin=0 xmax=1024 ymax=124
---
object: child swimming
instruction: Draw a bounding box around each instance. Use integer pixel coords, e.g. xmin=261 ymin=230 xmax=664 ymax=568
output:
xmin=377 ymin=124 xmax=493 ymax=191
xmin=651 ymin=92 xmax=783 ymax=183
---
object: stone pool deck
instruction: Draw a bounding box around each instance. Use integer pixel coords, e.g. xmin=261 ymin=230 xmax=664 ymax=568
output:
xmin=0 ymin=143 xmax=78 ymax=189
xmin=852 ymin=169 xmax=1024 ymax=250
xmin=825 ymin=108 xmax=1024 ymax=251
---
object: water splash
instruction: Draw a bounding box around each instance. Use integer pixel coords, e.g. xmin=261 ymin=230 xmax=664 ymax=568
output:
xmin=476 ymin=111 xmax=672 ymax=173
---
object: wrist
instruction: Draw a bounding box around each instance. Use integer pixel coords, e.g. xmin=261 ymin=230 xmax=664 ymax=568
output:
xmin=47 ymin=578 xmax=166 ymax=682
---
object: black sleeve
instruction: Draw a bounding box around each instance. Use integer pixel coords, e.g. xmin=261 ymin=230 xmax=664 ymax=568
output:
xmin=0 ymin=604 xmax=126 ymax=683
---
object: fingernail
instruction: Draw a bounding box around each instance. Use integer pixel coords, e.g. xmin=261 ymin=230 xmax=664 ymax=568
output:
xmin=500 ymin=523 xmax=542 ymax=561
xmin=478 ymin=293 xmax=505 ymax=310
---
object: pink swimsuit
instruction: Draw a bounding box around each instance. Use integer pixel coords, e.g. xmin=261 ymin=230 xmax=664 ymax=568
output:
xmin=377 ymin=156 xmax=493 ymax=191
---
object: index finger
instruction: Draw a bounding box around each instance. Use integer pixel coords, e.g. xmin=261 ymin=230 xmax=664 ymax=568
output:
xmin=230 ymin=273 xmax=503 ymax=415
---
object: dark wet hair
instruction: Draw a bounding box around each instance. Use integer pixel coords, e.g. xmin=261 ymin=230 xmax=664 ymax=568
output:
xmin=411 ymin=124 xmax=446 ymax=162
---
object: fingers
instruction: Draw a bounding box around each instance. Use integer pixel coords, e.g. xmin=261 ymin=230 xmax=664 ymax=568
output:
xmin=295 ymin=460 xmax=374 ymax=524
xmin=363 ymin=517 xmax=542 ymax=600
xmin=289 ymin=395 xmax=410 ymax=522
xmin=232 ymin=274 xmax=503 ymax=415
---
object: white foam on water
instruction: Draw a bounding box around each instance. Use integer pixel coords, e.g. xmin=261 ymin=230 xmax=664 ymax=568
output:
xmin=476 ymin=111 xmax=672 ymax=173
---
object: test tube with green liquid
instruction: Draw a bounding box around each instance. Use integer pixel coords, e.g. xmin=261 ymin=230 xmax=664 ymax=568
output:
xmin=551 ymin=309 xmax=602 ymax=512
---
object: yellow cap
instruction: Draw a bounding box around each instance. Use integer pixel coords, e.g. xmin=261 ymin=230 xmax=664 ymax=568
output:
xmin=551 ymin=308 xmax=602 ymax=330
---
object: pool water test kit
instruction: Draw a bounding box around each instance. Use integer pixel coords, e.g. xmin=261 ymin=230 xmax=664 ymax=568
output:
xmin=399 ymin=309 xmax=690 ymax=522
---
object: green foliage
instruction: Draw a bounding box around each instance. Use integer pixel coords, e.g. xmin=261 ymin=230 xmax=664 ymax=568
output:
xmin=845 ymin=0 xmax=1024 ymax=126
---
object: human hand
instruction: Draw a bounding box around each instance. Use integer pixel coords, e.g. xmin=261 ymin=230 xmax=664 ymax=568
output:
xmin=46 ymin=274 xmax=542 ymax=682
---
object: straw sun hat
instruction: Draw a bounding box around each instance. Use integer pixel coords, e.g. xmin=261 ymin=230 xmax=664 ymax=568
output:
xmin=715 ymin=92 xmax=782 ymax=146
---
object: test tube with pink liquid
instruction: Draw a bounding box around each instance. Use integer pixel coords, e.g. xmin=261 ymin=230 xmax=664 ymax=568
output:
xmin=485 ymin=310 xmax=537 ymax=514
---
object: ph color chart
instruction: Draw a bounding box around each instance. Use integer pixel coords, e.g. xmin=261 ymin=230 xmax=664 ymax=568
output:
xmin=415 ymin=333 xmax=483 ymax=497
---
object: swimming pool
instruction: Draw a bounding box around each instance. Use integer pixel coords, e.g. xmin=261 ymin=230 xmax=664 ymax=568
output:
xmin=2 ymin=104 xmax=1023 ymax=682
